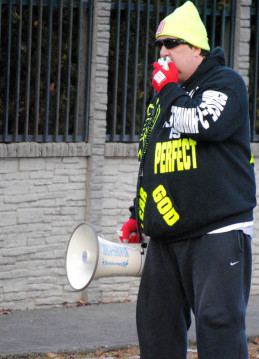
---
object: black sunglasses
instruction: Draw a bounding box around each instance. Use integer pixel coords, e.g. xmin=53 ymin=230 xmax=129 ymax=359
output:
xmin=155 ymin=38 xmax=190 ymax=50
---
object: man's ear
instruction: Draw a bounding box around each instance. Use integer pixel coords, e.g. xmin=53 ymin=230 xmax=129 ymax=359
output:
xmin=193 ymin=46 xmax=203 ymax=57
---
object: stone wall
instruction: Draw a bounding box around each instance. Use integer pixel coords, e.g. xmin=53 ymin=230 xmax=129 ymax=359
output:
xmin=234 ymin=0 xmax=252 ymax=86
xmin=0 ymin=142 xmax=258 ymax=310
xmin=0 ymin=144 xmax=90 ymax=309
xmin=251 ymin=144 xmax=259 ymax=294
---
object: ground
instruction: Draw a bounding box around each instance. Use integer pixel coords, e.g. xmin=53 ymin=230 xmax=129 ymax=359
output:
xmin=0 ymin=342 xmax=259 ymax=359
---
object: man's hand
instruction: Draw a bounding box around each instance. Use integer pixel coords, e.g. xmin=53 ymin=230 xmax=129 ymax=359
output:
xmin=119 ymin=218 xmax=139 ymax=244
xmin=152 ymin=61 xmax=178 ymax=93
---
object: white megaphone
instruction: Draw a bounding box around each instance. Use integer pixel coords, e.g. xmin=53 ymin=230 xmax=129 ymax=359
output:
xmin=66 ymin=222 xmax=147 ymax=291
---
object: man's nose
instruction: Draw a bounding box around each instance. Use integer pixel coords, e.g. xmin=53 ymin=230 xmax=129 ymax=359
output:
xmin=160 ymin=46 xmax=169 ymax=57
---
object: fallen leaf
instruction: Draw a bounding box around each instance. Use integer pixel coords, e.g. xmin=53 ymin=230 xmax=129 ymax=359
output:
xmin=76 ymin=300 xmax=87 ymax=306
xmin=125 ymin=348 xmax=139 ymax=355
xmin=0 ymin=309 xmax=11 ymax=315
xmin=253 ymin=337 xmax=259 ymax=345
xmin=47 ymin=353 xmax=62 ymax=359
xmin=94 ymin=350 xmax=103 ymax=357
xmin=47 ymin=353 xmax=57 ymax=358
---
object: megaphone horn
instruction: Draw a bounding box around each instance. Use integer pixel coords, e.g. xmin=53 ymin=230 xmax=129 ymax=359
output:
xmin=65 ymin=222 xmax=147 ymax=291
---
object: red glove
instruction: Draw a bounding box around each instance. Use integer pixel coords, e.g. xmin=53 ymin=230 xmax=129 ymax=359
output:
xmin=119 ymin=219 xmax=139 ymax=244
xmin=152 ymin=61 xmax=178 ymax=93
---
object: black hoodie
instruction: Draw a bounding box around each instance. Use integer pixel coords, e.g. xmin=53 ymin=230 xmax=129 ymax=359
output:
xmin=134 ymin=47 xmax=256 ymax=242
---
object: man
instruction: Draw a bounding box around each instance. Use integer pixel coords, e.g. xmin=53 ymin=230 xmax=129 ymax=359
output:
xmin=120 ymin=1 xmax=256 ymax=358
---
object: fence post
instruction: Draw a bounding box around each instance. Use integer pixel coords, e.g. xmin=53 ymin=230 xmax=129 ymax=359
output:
xmin=83 ymin=0 xmax=112 ymax=304
xmin=234 ymin=0 xmax=251 ymax=87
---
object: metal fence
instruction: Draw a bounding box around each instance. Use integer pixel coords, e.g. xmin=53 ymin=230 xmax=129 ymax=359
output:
xmin=1 ymin=0 xmax=258 ymax=143
xmin=0 ymin=0 xmax=93 ymax=142
xmin=250 ymin=0 xmax=259 ymax=142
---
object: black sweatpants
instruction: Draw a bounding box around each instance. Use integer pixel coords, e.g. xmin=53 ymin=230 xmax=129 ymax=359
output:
xmin=136 ymin=231 xmax=252 ymax=359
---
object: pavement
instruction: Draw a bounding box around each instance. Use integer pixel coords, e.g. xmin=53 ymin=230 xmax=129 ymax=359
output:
xmin=0 ymin=295 xmax=258 ymax=357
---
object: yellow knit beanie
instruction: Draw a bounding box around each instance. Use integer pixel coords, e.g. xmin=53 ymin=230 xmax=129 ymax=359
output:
xmin=156 ymin=1 xmax=210 ymax=51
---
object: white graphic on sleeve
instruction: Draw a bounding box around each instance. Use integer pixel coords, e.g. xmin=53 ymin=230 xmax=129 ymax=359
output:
xmin=199 ymin=90 xmax=228 ymax=122
xmin=164 ymin=90 xmax=228 ymax=138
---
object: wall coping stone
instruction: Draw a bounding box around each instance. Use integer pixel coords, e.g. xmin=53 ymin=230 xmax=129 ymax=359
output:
xmin=0 ymin=143 xmax=91 ymax=158
xmin=0 ymin=142 xmax=257 ymax=159
xmin=105 ymin=143 xmax=138 ymax=158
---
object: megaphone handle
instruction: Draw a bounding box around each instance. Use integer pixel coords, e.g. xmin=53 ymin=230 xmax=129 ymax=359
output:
xmin=140 ymin=242 xmax=147 ymax=256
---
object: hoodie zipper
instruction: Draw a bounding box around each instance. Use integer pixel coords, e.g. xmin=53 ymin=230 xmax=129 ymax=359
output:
xmin=136 ymin=95 xmax=160 ymax=242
